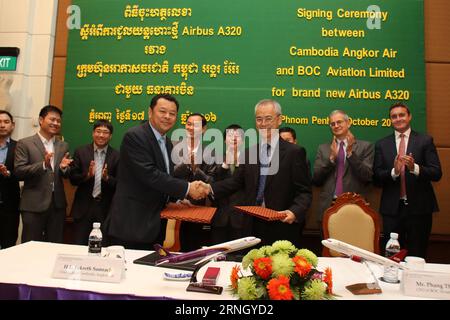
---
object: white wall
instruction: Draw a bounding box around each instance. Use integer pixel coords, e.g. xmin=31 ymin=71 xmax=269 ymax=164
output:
xmin=0 ymin=0 xmax=59 ymax=140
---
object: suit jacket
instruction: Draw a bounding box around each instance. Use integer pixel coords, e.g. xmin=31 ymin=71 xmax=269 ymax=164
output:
xmin=172 ymin=140 xmax=216 ymax=205
xmin=0 ymin=139 xmax=20 ymax=213
xmin=313 ymin=139 xmax=374 ymax=221
xmin=374 ymin=130 xmax=442 ymax=216
xmin=212 ymin=138 xmax=312 ymax=224
xmin=69 ymin=143 xmax=120 ymax=220
xmin=14 ymin=134 xmax=69 ymax=212
xmin=106 ymin=123 xmax=188 ymax=243
xmin=212 ymin=164 xmax=249 ymax=229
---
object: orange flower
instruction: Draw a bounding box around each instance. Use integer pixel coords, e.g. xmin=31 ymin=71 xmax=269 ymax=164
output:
xmin=230 ymin=265 xmax=240 ymax=290
xmin=323 ymin=267 xmax=333 ymax=294
xmin=267 ymin=275 xmax=294 ymax=300
xmin=253 ymin=257 xmax=273 ymax=279
xmin=293 ymin=256 xmax=312 ymax=277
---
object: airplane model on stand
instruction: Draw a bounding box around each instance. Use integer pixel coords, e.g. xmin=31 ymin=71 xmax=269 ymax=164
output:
xmin=322 ymin=238 xmax=409 ymax=269
xmin=154 ymin=236 xmax=261 ymax=266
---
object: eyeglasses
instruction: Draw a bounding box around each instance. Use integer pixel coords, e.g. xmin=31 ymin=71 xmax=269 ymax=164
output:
xmin=256 ymin=116 xmax=278 ymax=124
xmin=329 ymin=120 xmax=345 ymax=127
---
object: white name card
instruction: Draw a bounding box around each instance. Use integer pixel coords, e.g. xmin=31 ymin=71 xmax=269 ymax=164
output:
xmin=402 ymin=269 xmax=450 ymax=299
xmin=52 ymin=254 xmax=125 ymax=283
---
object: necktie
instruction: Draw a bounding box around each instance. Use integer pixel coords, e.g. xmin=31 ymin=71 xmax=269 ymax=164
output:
xmin=256 ymin=144 xmax=270 ymax=205
xmin=335 ymin=141 xmax=345 ymax=196
xmin=159 ymin=137 xmax=170 ymax=174
xmin=399 ymin=133 xmax=406 ymax=198
xmin=230 ymin=164 xmax=236 ymax=174
xmin=92 ymin=150 xmax=105 ymax=198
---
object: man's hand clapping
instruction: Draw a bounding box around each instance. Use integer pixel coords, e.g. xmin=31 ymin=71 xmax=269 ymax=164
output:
xmin=59 ymin=152 xmax=73 ymax=170
xmin=0 ymin=164 xmax=10 ymax=177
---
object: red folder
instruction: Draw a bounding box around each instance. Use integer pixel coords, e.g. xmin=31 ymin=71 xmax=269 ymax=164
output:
xmin=234 ymin=206 xmax=287 ymax=221
xmin=161 ymin=203 xmax=216 ymax=224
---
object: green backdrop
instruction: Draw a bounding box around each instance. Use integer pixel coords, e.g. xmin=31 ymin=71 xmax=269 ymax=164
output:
xmin=63 ymin=0 xmax=425 ymax=165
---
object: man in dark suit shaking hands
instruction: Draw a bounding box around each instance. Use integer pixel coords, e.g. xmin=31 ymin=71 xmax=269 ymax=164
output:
xmin=106 ymin=94 xmax=208 ymax=249
xmin=210 ymin=99 xmax=312 ymax=247
xmin=374 ymin=103 xmax=442 ymax=258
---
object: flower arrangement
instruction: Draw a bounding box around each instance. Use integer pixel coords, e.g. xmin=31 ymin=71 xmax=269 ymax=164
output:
xmin=230 ymin=240 xmax=334 ymax=300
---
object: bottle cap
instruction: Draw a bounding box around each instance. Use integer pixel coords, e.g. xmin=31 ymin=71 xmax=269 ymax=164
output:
xmin=93 ymin=222 xmax=101 ymax=228
xmin=390 ymin=232 xmax=398 ymax=240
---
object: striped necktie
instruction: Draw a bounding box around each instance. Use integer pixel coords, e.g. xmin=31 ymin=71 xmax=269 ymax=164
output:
xmin=92 ymin=149 xmax=105 ymax=198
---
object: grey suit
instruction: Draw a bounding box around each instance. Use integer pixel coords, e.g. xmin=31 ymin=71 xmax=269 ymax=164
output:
xmin=14 ymin=134 xmax=69 ymax=242
xmin=313 ymin=139 xmax=374 ymax=221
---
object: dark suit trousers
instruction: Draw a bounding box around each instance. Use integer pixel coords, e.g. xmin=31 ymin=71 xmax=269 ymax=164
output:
xmin=21 ymin=195 xmax=65 ymax=244
xmin=253 ymin=218 xmax=305 ymax=248
xmin=73 ymin=199 xmax=107 ymax=246
xmin=180 ymin=222 xmax=210 ymax=252
xmin=108 ymin=219 xmax=167 ymax=250
xmin=382 ymin=202 xmax=432 ymax=259
xmin=0 ymin=207 xmax=19 ymax=249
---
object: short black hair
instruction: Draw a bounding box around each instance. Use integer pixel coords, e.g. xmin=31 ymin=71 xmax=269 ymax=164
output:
xmin=389 ymin=102 xmax=410 ymax=116
xmin=186 ymin=113 xmax=207 ymax=127
xmin=39 ymin=105 xmax=63 ymax=118
xmin=93 ymin=119 xmax=113 ymax=134
xmin=150 ymin=94 xmax=179 ymax=111
xmin=279 ymin=127 xmax=296 ymax=140
xmin=223 ymin=124 xmax=243 ymax=141
xmin=0 ymin=110 xmax=13 ymax=122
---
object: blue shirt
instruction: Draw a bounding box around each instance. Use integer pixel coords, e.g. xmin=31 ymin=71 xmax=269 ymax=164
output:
xmin=0 ymin=137 xmax=10 ymax=164
xmin=148 ymin=122 xmax=189 ymax=198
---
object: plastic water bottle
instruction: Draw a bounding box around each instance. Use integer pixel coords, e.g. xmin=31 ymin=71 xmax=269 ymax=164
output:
xmin=88 ymin=222 xmax=102 ymax=255
xmin=383 ymin=232 xmax=400 ymax=283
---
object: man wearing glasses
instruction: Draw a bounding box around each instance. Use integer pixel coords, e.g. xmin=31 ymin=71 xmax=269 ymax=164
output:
xmin=312 ymin=110 xmax=374 ymax=229
xmin=210 ymin=99 xmax=312 ymax=247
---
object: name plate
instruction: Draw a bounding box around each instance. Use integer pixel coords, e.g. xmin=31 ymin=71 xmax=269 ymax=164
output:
xmin=52 ymin=254 xmax=125 ymax=283
xmin=402 ymin=270 xmax=450 ymax=299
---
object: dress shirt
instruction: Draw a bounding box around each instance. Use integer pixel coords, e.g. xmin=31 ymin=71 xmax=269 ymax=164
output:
xmin=38 ymin=132 xmax=55 ymax=170
xmin=390 ymin=128 xmax=420 ymax=179
xmin=0 ymin=137 xmax=10 ymax=164
xmin=329 ymin=138 xmax=348 ymax=164
xmin=149 ymin=123 xmax=189 ymax=198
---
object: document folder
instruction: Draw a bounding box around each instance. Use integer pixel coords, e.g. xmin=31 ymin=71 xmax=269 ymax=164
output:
xmin=161 ymin=203 xmax=216 ymax=224
xmin=234 ymin=206 xmax=287 ymax=221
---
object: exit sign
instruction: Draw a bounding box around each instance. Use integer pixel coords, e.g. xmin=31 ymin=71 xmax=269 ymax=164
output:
xmin=0 ymin=56 xmax=17 ymax=71
xmin=0 ymin=47 xmax=20 ymax=71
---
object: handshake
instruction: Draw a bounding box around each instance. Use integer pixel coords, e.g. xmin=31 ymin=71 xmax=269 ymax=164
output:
xmin=188 ymin=180 xmax=211 ymax=200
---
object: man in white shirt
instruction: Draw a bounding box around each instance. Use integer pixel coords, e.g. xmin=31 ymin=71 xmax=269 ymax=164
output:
xmin=14 ymin=105 xmax=72 ymax=243
xmin=374 ymin=103 xmax=442 ymax=258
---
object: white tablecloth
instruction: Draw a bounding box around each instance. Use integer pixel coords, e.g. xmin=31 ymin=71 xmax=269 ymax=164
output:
xmin=0 ymin=241 xmax=448 ymax=300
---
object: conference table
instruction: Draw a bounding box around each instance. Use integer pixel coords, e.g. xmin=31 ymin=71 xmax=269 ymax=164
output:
xmin=0 ymin=241 xmax=448 ymax=300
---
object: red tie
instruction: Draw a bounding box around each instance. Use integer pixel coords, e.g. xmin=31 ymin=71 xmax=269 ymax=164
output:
xmin=399 ymin=134 xmax=406 ymax=198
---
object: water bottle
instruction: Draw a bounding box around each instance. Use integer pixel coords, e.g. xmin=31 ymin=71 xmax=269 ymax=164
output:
xmin=88 ymin=222 xmax=102 ymax=255
xmin=383 ymin=232 xmax=400 ymax=283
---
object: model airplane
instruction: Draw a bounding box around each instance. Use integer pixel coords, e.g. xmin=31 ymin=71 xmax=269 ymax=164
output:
xmin=154 ymin=236 xmax=261 ymax=266
xmin=322 ymin=238 xmax=409 ymax=270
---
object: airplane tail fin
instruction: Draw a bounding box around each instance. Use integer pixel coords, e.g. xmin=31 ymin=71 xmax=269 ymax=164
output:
xmin=153 ymin=244 xmax=173 ymax=258
xmin=389 ymin=249 xmax=408 ymax=263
